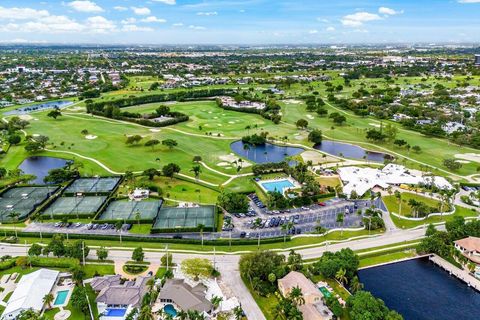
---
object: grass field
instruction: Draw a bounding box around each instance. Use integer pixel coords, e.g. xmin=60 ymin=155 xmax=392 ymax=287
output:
xmin=383 ymin=193 xmax=444 ymax=217
xmin=390 ymin=205 xmax=478 ymax=229
xmin=359 ymin=250 xmax=418 ymax=268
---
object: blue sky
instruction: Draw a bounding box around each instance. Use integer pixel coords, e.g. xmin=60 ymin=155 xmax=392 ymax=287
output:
xmin=0 ymin=0 xmax=479 ymax=44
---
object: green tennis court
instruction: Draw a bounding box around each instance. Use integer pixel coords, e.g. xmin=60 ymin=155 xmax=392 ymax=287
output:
xmin=0 ymin=186 xmax=57 ymax=221
xmin=153 ymin=205 xmax=216 ymax=230
xmin=42 ymin=196 xmax=107 ymax=217
xmin=64 ymin=177 xmax=121 ymax=194
xmin=97 ymin=200 xmax=162 ymax=222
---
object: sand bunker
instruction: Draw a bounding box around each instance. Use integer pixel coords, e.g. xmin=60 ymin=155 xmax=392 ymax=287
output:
xmin=301 ymin=150 xmax=338 ymax=164
xmin=455 ymin=153 xmax=480 ymax=163
xmin=283 ymin=99 xmax=302 ymax=104
xmin=19 ymin=115 xmax=33 ymax=121
xmin=149 ymin=129 xmax=161 ymax=132
xmin=228 ymin=121 xmax=235 ymax=124
xmin=306 ymin=114 xmax=314 ymax=120
xmin=85 ymin=135 xmax=97 ymax=140
xmin=369 ymin=123 xmax=380 ymax=128
xmin=218 ymin=153 xmax=252 ymax=167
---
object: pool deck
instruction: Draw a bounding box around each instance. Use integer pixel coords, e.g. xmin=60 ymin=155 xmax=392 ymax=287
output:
xmin=52 ymin=281 xmax=74 ymax=308
xmin=257 ymin=177 xmax=301 ymax=195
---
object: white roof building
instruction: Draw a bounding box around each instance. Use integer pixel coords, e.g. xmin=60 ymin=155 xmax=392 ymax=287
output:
xmin=338 ymin=164 xmax=453 ymax=197
xmin=1 ymin=269 xmax=59 ymax=320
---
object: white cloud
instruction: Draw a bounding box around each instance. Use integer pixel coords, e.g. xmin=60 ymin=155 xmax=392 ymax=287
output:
xmin=172 ymin=23 xmax=184 ymax=27
xmin=341 ymin=12 xmax=381 ymax=27
xmin=131 ymin=7 xmax=151 ymax=16
xmin=152 ymin=0 xmax=176 ymax=4
xmin=121 ymin=17 xmax=137 ymax=25
xmin=85 ymin=16 xmax=116 ymax=33
xmin=308 ymin=29 xmax=318 ymax=34
xmin=378 ymin=7 xmax=403 ymax=15
xmin=317 ymin=18 xmax=330 ymax=23
xmin=67 ymin=1 xmax=103 ymax=13
xmin=114 ymin=6 xmax=128 ymax=11
xmin=122 ymin=24 xmax=154 ymax=32
xmin=0 ymin=6 xmax=49 ymax=20
xmin=326 ymin=26 xmax=335 ymax=32
xmin=189 ymin=25 xmax=206 ymax=30
xmin=458 ymin=0 xmax=480 ymax=3
xmin=141 ymin=16 xmax=167 ymax=23
xmin=197 ymin=11 xmax=218 ymax=16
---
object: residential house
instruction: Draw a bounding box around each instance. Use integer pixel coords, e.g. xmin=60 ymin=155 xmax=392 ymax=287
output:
xmin=158 ymin=279 xmax=213 ymax=316
xmin=454 ymin=236 xmax=480 ymax=278
xmin=278 ymin=271 xmax=332 ymax=320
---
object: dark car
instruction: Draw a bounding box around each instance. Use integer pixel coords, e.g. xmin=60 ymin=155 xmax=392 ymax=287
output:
xmin=240 ymin=232 xmax=246 ymax=238
xmin=173 ymin=234 xmax=183 ymax=239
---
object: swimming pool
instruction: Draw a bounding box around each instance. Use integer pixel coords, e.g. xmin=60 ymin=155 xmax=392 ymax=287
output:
xmin=53 ymin=290 xmax=69 ymax=306
xmin=105 ymin=309 xmax=127 ymax=317
xmin=164 ymin=304 xmax=177 ymax=317
xmin=260 ymin=179 xmax=295 ymax=194
xmin=319 ymin=286 xmax=332 ymax=298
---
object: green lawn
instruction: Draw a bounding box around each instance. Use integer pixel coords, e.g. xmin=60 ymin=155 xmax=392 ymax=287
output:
xmin=359 ymin=250 xmax=418 ymax=268
xmin=2 ymin=292 xmax=12 ymax=303
xmin=383 ymin=192 xmax=445 ymax=217
xmin=390 ymin=205 xmax=478 ymax=229
xmin=129 ymin=224 xmax=153 ymax=234
xmin=241 ymin=274 xmax=278 ymax=320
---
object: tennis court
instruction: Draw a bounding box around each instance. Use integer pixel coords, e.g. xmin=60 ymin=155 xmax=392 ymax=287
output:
xmin=153 ymin=206 xmax=216 ymax=230
xmin=43 ymin=196 xmax=107 ymax=217
xmin=64 ymin=177 xmax=121 ymax=194
xmin=0 ymin=186 xmax=57 ymax=221
xmin=97 ymin=200 xmax=162 ymax=222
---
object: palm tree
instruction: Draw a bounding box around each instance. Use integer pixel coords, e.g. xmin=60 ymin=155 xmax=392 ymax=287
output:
xmin=335 ymin=268 xmax=348 ymax=286
xmin=289 ymin=286 xmax=305 ymax=306
xmin=135 ymin=210 xmax=141 ymax=225
xmin=233 ymin=306 xmax=244 ymax=320
xmin=350 ymin=276 xmax=363 ymax=293
xmin=190 ymin=165 xmax=202 ymax=181
xmin=43 ymin=293 xmax=54 ymax=309
xmin=243 ymin=143 xmax=250 ymax=159
xmin=336 ymin=213 xmax=344 ymax=236
xmin=138 ymin=305 xmax=154 ymax=320
xmin=198 ymin=223 xmax=205 ymax=247
xmin=210 ymin=295 xmax=223 ymax=309
xmin=394 ymin=190 xmax=402 ymax=215
xmin=8 ymin=211 xmax=19 ymax=238
xmin=177 ymin=310 xmax=188 ymax=320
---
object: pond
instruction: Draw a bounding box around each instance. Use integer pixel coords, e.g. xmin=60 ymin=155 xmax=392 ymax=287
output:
xmin=358 ymin=257 xmax=480 ymax=320
xmin=18 ymin=156 xmax=68 ymax=184
xmin=314 ymin=140 xmax=391 ymax=162
xmin=230 ymin=141 xmax=304 ymax=164
xmin=4 ymin=100 xmax=73 ymax=115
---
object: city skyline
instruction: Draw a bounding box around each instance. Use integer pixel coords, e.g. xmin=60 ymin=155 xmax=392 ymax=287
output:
xmin=0 ymin=0 xmax=479 ymax=44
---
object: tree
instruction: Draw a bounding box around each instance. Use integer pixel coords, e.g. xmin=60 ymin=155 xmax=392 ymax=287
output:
xmin=443 ymin=158 xmax=462 ymax=171
xmin=0 ymin=167 xmax=7 ymax=179
xmin=337 ymin=213 xmax=345 ymax=235
xmin=193 ymin=155 xmax=202 ymax=163
xmin=350 ymin=276 xmax=363 ymax=293
xmin=289 ymin=286 xmax=305 ymax=306
xmin=28 ymin=243 xmax=43 ymax=257
xmin=308 ymin=129 xmax=323 ymax=144
xmin=43 ymin=293 xmax=55 ymax=309
xmin=8 ymin=211 xmax=19 ymax=238
xmin=211 ymin=295 xmax=223 ymax=309
xmin=97 ymin=247 xmax=108 ymax=261
xmin=233 ymin=306 xmax=244 ymax=320
xmin=144 ymin=139 xmax=160 ymax=150
xmin=335 ymin=268 xmax=348 ymax=285
xmin=24 ymin=141 xmax=44 ymax=153
xmin=132 ymin=247 xmax=144 ymax=262
xmin=295 ymin=119 xmax=308 ymax=129
xmin=44 ymin=168 xmax=77 ymax=184
xmin=47 ymin=109 xmax=62 ymax=119
xmin=125 ymin=135 xmax=143 ymax=145
xmin=217 ymin=192 xmax=248 ymax=213
xmin=8 ymin=134 xmax=21 ymax=145
xmin=347 ymin=291 xmax=402 ymax=320
xmin=17 ymin=310 xmax=45 ymax=320
xmin=162 ymin=139 xmax=178 ymax=150
xmin=70 ymin=287 xmax=89 ymax=317
xmin=143 ymin=168 xmax=160 ymax=180
xmin=332 ymin=114 xmax=346 ymax=125
xmin=181 ymin=258 xmax=213 ymax=281
xmin=161 ymin=253 xmax=173 ymax=266
xmin=162 ymin=163 xmax=181 ymax=179
xmin=313 ymin=248 xmax=359 ymax=281
xmin=394 ymin=190 xmax=402 ymax=215
xmin=412 ymin=145 xmax=422 ymax=153
xmin=366 ymin=129 xmax=387 ymax=142
xmin=239 ymin=251 xmax=286 ymax=296
xmin=190 ymin=165 xmax=202 ymax=180
xmin=383 ymin=123 xmax=398 ymax=142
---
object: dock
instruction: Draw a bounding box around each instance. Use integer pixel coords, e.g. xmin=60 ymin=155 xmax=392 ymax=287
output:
xmin=429 ymin=254 xmax=480 ymax=292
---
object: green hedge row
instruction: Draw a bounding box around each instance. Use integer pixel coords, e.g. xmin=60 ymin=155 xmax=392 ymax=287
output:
xmin=0 ymin=230 xmax=290 ymax=246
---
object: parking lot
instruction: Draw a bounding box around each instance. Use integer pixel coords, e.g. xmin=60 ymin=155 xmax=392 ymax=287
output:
xmin=222 ymin=195 xmax=384 ymax=238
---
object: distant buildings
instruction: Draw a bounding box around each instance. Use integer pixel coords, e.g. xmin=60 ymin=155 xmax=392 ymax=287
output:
xmin=475 ymin=55 xmax=480 ymax=66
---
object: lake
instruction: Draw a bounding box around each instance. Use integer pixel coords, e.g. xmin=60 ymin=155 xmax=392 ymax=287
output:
xmin=358 ymin=257 xmax=480 ymax=320
xmin=314 ymin=140 xmax=391 ymax=162
xmin=230 ymin=141 xmax=304 ymax=164
xmin=18 ymin=156 xmax=68 ymax=184
xmin=4 ymin=100 xmax=73 ymax=115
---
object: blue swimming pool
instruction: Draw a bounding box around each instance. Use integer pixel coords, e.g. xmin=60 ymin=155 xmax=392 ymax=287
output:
xmin=164 ymin=304 xmax=177 ymax=317
xmin=53 ymin=290 xmax=69 ymax=306
xmin=105 ymin=308 xmax=127 ymax=317
xmin=260 ymin=179 xmax=295 ymax=193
